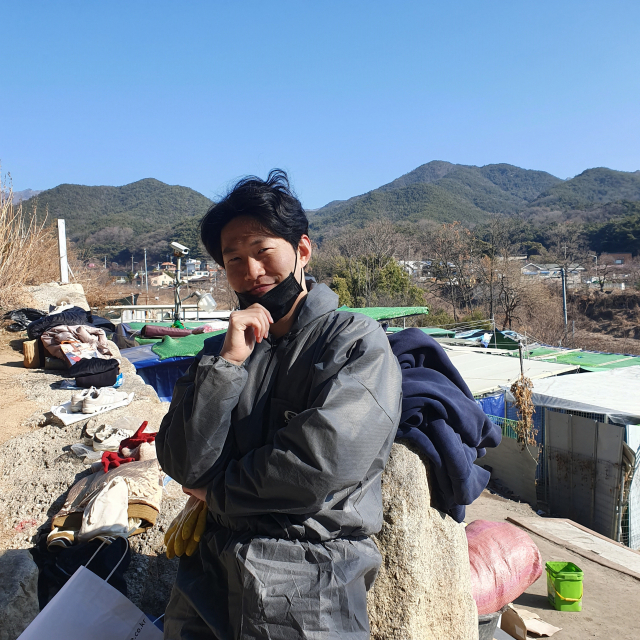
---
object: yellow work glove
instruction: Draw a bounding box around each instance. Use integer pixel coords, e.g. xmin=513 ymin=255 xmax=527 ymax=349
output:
xmin=164 ymin=496 xmax=207 ymax=559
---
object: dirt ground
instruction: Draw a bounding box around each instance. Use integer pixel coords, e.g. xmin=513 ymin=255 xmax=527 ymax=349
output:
xmin=0 ymin=328 xmax=185 ymax=620
xmin=0 ymin=333 xmax=39 ymax=445
xmin=466 ymin=491 xmax=640 ymax=639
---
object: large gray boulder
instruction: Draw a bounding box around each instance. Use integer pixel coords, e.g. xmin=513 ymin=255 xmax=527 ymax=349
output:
xmin=368 ymin=443 xmax=478 ymax=640
xmin=24 ymin=282 xmax=90 ymax=311
xmin=0 ymin=550 xmax=39 ymax=640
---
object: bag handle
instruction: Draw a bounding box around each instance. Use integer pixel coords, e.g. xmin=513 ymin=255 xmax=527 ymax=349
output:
xmin=84 ymin=536 xmax=130 ymax=583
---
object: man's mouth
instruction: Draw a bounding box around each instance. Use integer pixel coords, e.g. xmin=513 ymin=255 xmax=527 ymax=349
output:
xmin=248 ymin=283 xmax=275 ymax=295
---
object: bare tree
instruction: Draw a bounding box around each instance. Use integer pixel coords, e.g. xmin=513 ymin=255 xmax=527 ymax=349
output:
xmin=589 ymin=254 xmax=616 ymax=292
xmin=421 ymin=222 xmax=476 ymax=321
xmin=495 ymin=259 xmax=531 ymax=330
xmin=543 ymin=224 xmax=590 ymax=276
xmin=474 ymin=215 xmax=520 ymax=322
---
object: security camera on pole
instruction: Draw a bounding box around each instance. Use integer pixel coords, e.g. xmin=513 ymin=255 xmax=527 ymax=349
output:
xmin=171 ymin=242 xmax=190 ymax=325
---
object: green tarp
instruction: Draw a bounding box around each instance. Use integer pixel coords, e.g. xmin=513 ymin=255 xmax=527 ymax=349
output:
xmin=151 ymin=330 xmax=226 ymax=360
xmin=339 ymin=306 xmax=428 ymax=321
xmin=140 ymin=307 xmax=430 ymax=360
xmin=553 ymin=352 xmax=640 ymax=371
xmin=512 ymin=346 xmax=640 ymax=371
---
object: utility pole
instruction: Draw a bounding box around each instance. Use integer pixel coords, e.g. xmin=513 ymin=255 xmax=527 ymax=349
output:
xmin=561 ymin=267 xmax=568 ymax=341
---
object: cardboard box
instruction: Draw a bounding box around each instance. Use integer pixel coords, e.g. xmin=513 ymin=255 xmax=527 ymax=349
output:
xmin=501 ymin=605 xmax=561 ymax=639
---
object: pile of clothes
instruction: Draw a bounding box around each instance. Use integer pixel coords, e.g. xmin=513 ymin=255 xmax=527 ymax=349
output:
xmin=50 ymin=419 xmax=162 ymax=546
xmin=32 ymin=418 xmax=163 ymax=608
xmin=22 ymin=304 xmax=119 ymax=387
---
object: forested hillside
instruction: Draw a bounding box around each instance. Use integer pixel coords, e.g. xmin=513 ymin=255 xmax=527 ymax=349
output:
xmin=310 ymin=161 xmax=563 ymax=232
xmin=530 ymin=168 xmax=640 ymax=209
xmin=21 ymin=179 xmax=212 ymax=262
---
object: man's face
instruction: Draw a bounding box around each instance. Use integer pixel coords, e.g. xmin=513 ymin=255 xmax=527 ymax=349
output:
xmin=220 ymin=215 xmax=310 ymax=295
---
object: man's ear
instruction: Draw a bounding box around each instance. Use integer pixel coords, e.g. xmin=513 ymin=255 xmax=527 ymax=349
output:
xmin=298 ymin=235 xmax=312 ymax=268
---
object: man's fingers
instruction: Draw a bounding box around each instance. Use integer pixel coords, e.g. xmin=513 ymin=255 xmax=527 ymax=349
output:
xmin=247 ymin=303 xmax=274 ymax=325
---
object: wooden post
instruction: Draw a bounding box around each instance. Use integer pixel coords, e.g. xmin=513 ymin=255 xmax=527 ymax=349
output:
xmin=57 ymin=219 xmax=69 ymax=283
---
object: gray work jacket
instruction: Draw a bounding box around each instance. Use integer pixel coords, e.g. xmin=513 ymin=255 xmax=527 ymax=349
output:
xmin=157 ymin=283 xmax=402 ymax=542
xmin=156 ymin=283 xmax=402 ymax=639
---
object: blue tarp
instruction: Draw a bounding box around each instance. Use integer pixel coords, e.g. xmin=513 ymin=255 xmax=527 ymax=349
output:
xmin=475 ymin=393 xmax=505 ymax=418
xmin=122 ymin=345 xmax=194 ymax=402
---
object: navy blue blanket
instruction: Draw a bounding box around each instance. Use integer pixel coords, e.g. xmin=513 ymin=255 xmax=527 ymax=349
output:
xmin=388 ymin=328 xmax=501 ymax=522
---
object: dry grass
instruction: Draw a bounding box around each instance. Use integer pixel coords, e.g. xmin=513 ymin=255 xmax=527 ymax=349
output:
xmin=0 ymin=175 xmax=59 ymax=310
xmin=0 ymin=172 xmax=119 ymax=312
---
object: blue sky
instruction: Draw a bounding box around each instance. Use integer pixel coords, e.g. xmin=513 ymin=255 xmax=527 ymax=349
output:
xmin=2 ymin=1 xmax=639 ymax=208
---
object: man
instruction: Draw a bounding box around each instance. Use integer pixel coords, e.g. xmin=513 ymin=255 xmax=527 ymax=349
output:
xmin=156 ymin=169 xmax=402 ymax=640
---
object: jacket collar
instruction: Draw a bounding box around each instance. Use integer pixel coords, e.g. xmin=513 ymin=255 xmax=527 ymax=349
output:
xmin=289 ymin=283 xmax=338 ymax=335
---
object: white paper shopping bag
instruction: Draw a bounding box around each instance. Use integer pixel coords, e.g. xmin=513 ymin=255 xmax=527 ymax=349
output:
xmin=18 ymin=564 xmax=162 ymax=640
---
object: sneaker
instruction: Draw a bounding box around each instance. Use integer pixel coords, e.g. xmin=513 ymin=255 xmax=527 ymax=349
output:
xmin=92 ymin=426 xmax=134 ymax=452
xmin=70 ymin=387 xmax=95 ymax=413
xmin=47 ymin=528 xmax=76 ymax=549
xmin=82 ymin=387 xmax=129 ymax=414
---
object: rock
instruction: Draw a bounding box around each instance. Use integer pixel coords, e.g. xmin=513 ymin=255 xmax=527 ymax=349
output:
xmin=367 ymin=443 xmax=478 ymax=640
xmin=24 ymin=282 xmax=90 ymax=311
xmin=0 ymin=549 xmax=39 ymax=640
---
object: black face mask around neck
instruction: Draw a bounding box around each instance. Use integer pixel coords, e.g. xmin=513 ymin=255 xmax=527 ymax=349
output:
xmin=235 ymin=254 xmax=304 ymax=323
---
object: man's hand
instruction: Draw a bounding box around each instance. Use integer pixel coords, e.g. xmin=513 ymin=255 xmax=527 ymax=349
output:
xmin=220 ymin=304 xmax=273 ymax=366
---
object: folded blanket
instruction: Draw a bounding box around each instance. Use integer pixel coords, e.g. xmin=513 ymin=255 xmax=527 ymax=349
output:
xmin=388 ymin=328 xmax=501 ymax=522
xmin=41 ymin=324 xmax=114 ymax=362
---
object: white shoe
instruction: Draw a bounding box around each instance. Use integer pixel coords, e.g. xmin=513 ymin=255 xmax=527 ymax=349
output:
xmin=92 ymin=425 xmax=134 ymax=452
xmin=70 ymin=387 xmax=95 ymax=413
xmin=82 ymin=387 xmax=129 ymax=414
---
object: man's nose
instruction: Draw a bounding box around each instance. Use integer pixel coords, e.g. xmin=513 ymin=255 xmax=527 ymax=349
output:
xmin=245 ymin=258 xmax=265 ymax=280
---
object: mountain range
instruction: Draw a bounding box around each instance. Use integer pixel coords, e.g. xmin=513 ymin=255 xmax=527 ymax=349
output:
xmin=309 ymin=161 xmax=640 ymax=232
xmin=19 ymin=162 xmax=640 ymax=261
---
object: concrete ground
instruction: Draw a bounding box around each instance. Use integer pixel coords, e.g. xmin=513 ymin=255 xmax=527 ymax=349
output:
xmin=466 ymin=491 xmax=640 ymax=639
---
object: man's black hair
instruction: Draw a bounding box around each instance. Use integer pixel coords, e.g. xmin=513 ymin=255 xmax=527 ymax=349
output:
xmin=200 ymin=169 xmax=309 ymax=266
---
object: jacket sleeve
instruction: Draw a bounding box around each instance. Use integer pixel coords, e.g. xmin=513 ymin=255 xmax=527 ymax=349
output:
xmin=155 ymin=352 xmax=248 ymax=488
xmin=207 ymin=322 xmax=402 ymax=517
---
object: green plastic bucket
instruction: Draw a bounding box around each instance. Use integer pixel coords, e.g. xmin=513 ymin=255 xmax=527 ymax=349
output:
xmin=546 ymin=561 xmax=583 ymax=612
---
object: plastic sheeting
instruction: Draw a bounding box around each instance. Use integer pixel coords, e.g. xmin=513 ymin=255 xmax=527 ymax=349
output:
xmin=121 ymin=345 xmax=193 ymax=402
xmin=444 ymin=347 xmax=578 ymax=395
xmin=503 ymin=366 xmax=640 ymax=424
xmin=151 ymin=330 xmax=226 ymax=360
xmin=338 ymin=305 xmax=428 ymax=321
xmin=475 ymin=393 xmax=505 ymax=418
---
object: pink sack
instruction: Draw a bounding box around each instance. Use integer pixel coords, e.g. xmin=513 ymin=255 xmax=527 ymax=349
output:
xmin=466 ymin=519 xmax=543 ymax=615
